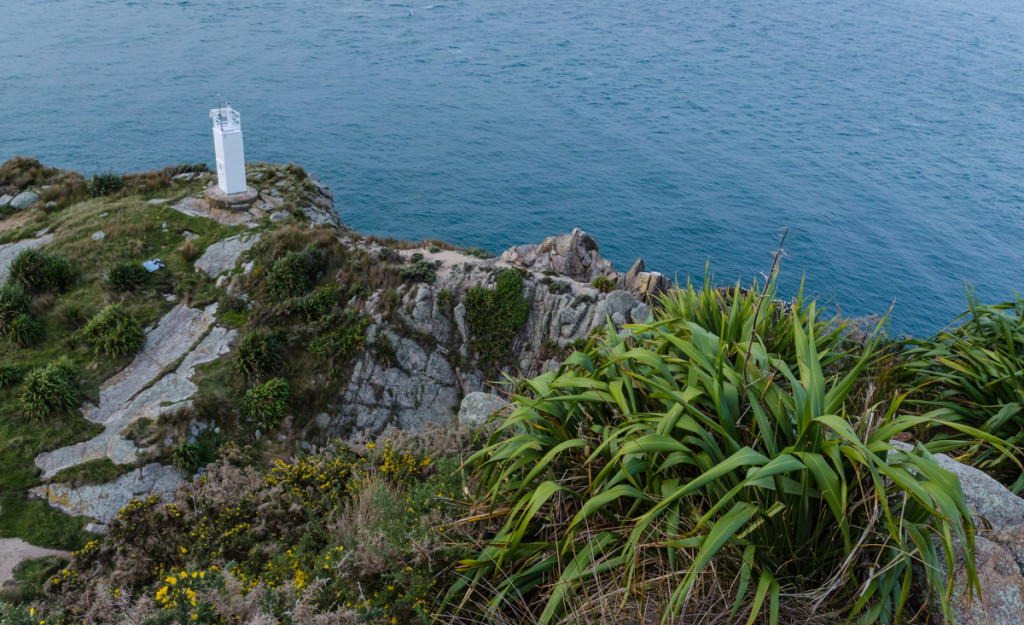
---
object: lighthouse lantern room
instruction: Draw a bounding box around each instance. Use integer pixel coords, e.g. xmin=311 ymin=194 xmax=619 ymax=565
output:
xmin=209 ymin=103 xmax=247 ymax=195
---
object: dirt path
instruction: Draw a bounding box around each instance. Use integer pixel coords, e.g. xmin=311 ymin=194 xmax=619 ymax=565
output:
xmin=0 ymin=538 xmax=69 ymax=587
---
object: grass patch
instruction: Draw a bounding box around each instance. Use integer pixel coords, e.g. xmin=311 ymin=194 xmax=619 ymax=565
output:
xmin=0 ymin=497 xmax=89 ymax=551
xmin=49 ymin=458 xmax=133 ymax=487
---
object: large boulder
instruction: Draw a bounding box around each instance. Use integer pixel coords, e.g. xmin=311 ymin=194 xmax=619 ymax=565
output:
xmin=501 ymin=228 xmax=618 ymax=283
xmin=458 ymin=392 xmax=511 ymax=426
xmin=9 ymin=191 xmax=39 ymax=210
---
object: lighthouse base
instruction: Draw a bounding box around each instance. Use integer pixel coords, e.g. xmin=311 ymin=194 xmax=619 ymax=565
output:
xmin=204 ymin=185 xmax=259 ymax=212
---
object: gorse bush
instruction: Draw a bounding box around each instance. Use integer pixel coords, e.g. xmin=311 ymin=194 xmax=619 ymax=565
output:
xmin=104 ymin=259 xmax=148 ymax=291
xmin=464 ymin=268 xmax=530 ymax=374
xmin=5 ymin=249 xmax=75 ymax=293
xmin=19 ymin=360 xmax=79 ymax=421
xmin=899 ymin=289 xmax=1024 ymax=493
xmin=239 ymin=377 xmax=290 ymax=431
xmin=233 ymin=328 xmax=281 ymax=383
xmin=454 ymin=276 xmax=997 ymax=625
xmin=82 ymin=304 xmax=145 ymax=357
xmin=40 ymin=433 xmax=472 ymax=625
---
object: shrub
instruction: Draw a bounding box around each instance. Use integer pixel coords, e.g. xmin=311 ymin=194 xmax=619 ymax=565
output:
xmin=265 ymin=245 xmax=325 ymax=300
xmin=0 ymin=363 xmax=30 ymax=387
xmin=899 ymin=289 xmax=1024 ymax=492
xmin=6 ymin=313 xmax=42 ymax=347
xmin=400 ymin=260 xmax=437 ymax=284
xmin=56 ymin=302 xmax=85 ymax=328
xmin=306 ymin=310 xmax=369 ymax=361
xmin=547 ymin=280 xmax=571 ymax=294
xmin=290 ymin=284 xmax=341 ymax=322
xmin=87 ymin=171 xmax=124 ymax=197
xmin=0 ymin=283 xmax=31 ymax=339
xmin=172 ymin=441 xmax=201 ymax=473
xmin=104 ymin=258 xmax=148 ymax=291
xmin=374 ymin=333 xmax=396 ymax=368
xmin=239 ymin=377 xmax=290 ymax=431
xmin=590 ymin=273 xmax=615 ymax=293
xmin=464 ymin=268 xmax=530 ymax=373
xmin=19 ymin=359 xmax=79 ymax=421
xmin=378 ymin=247 xmax=401 ymax=263
xmin=463 ymin=247 xmax=494 ymax=260
xmin=5 ymin=248 xmax=75 ymax=293
xmin=453 ymin=277 xmax=992 ymax=625
xmin=82 ymin=304 xmax=145 ymax=357
xmin=233 ymin=328 xmax=281 ymax=383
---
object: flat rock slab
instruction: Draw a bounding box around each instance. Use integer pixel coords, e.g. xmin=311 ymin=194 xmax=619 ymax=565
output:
xmin=34 ymin=304 xmax=230 ymax=479
xmin=0 ymin=234 xmax=53 ymax=283
xmin=195 ymin=233 xmax=261 ymax=278
xmin=32 ymin=463 xmax=183 ymax=524
xmin=170 ymin=195 xmax=257 ymax=227
xmin=0 ymin=539 xmax=69 ymax=587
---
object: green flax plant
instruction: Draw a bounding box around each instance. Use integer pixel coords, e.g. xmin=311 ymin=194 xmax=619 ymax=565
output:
xmin=900 ymin=289 xmax=1024 ymax=493
xmin=454 ymin=275 xmax=991 ymax=625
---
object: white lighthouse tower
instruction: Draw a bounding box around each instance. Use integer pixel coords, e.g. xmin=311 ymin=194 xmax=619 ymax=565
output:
xmin=209 ymin=103 xmax=247 ymax=194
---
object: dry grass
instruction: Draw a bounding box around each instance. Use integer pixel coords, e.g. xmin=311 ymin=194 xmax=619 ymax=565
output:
xmin=179 ymin=239 xmax=197 ymax=263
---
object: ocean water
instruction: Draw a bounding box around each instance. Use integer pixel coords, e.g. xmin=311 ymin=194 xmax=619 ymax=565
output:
xmin=3 ymin=0 xmax=1024 ymax=336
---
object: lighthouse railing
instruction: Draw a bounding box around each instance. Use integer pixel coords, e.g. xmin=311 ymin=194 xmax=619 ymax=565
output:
xmin=210 ymin=107 xmax=241 ymax=131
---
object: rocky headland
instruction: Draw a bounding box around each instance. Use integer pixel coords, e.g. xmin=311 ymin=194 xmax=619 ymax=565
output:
xmin=1 ymin=158 xmax=1022 ymax=625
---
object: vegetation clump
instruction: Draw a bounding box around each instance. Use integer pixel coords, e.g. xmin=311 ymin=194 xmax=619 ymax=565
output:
xmin=18 ymin=360 xmax=79 ymax=422
xmin=104 ymin=258 xmax=148 ymax=292
xmin=590 ymin=273 xmax=616 ymax=292
xmin=5 ymin=249 xmax=75 ymax=294
xmin=233 ymin=328 xmax=281 ymax=383
xmin=265 ymin=245 xmax=325 ymax=300
xmin=33 ymin=433 xmax=472 ymax=625
xmin=239 ymin=377 xmax=290 ymax=431
xmin=87 ymin=171 xmax=124 ymax=197
xmin=82 ymin=304 xmax=145 ymax=357
xmin=400 ymin=259 xmax=437 ymax=284
xmin=464 ymin=268 xmax=530 ymax=373
xmin=900 ymin=289 xmax=1024 ymax=492
xmin=453 ymin=276 xmax=992 ymax=625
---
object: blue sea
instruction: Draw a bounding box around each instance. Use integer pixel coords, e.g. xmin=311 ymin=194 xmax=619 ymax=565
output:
xmin=3 ymin=0 xmax=1024 ymax=336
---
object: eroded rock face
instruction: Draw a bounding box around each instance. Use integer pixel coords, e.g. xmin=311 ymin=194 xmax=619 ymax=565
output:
xmin=325 ymin=239 xmax=656 ymax=437
xmin=501 ymin=228 xmax=616 ymax=283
